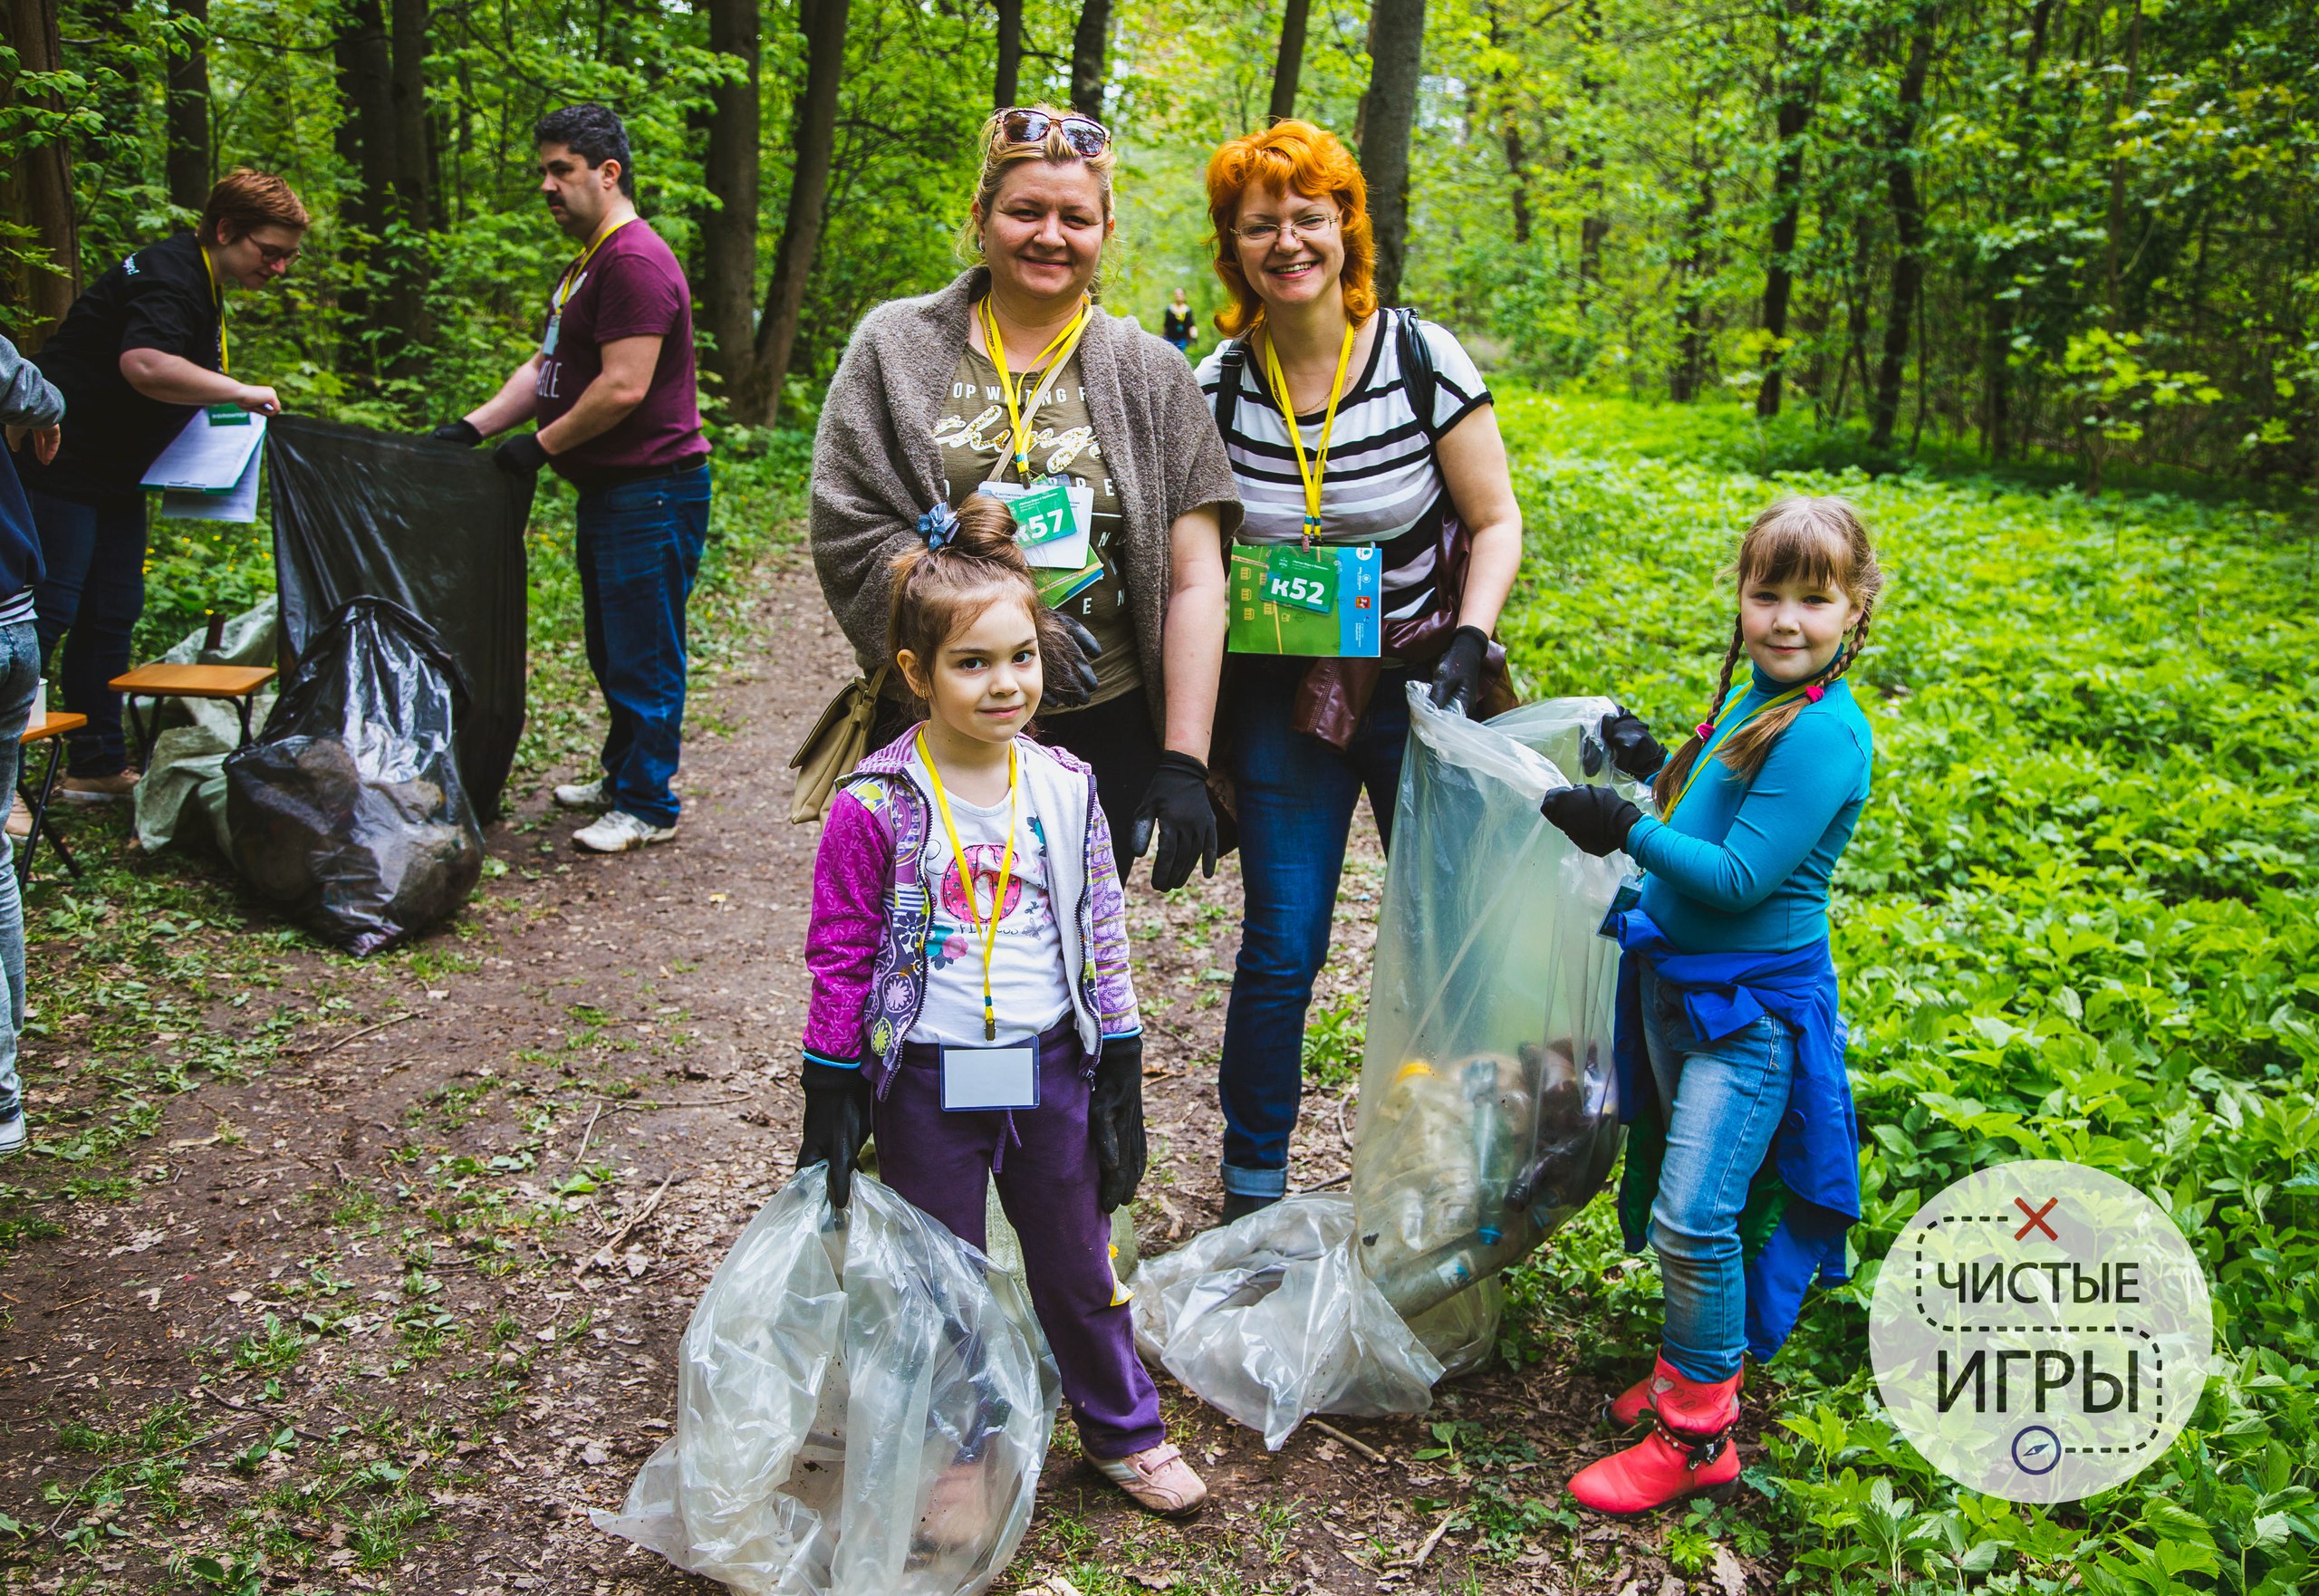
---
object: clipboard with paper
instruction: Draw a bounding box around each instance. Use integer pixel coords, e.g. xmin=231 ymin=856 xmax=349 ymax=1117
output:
xmin=144 ymin=409 xmax=266 ymax=524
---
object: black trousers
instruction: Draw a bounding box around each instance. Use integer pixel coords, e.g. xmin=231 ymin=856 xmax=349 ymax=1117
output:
xmin=871 ymin=686 xmax=1160 ymax=882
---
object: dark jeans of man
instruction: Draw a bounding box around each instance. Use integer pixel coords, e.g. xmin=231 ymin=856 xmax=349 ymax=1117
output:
xmin=871 ymin=686 xmax=1161 ymax=882
xmin=26 ymin=489 xmax=146 ymax=777
xmin=574 ymin=465 xmax=711 ymax=830
xmin=1216 ymin=658 xmax=1417 ymax=1197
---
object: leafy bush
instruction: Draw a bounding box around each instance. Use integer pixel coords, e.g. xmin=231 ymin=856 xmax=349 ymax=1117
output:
xmin=1495 ymin=395 xmax=2319 ymax=1591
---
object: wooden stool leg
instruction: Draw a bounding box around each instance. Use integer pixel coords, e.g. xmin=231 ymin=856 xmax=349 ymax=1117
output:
xmin=129 ymin=695 xmax=156 ymax=773
xmin=16 ymin=738 xmax=66 ymax=889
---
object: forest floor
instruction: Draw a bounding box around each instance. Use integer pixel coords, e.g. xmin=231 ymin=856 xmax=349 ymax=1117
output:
xmin=0 ymin=550 xmax=1769 ymax=1596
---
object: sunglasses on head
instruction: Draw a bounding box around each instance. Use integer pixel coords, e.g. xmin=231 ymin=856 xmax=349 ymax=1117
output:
xmin=996 ymin=109 xmax=1111 ymax=158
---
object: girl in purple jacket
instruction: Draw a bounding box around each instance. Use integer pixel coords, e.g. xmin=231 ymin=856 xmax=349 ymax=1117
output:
xmin=796 ymin=496 xmax=1208 ymax=1519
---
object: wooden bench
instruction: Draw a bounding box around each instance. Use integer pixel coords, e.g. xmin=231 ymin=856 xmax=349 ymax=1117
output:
xmin=108 ymin=662 xmax=279 ymax=770
xmin=16 ymin=711 xmax=87 ymax=887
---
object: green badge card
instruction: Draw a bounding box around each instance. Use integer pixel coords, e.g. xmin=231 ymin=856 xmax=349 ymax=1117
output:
xmin=1227 ymin=543 xmax=1381 ymax=657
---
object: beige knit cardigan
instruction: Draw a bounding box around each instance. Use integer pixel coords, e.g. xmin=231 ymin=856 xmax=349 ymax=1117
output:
xmin=808 ymin=267 xmax=1243 ymax=741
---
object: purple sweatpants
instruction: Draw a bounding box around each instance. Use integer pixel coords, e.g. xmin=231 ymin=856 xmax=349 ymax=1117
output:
xmin=873 ymin=1018 xmax=1165 ymax=1458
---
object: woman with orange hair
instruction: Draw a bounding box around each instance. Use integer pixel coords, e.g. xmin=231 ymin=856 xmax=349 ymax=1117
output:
xmin=1197 ymin=120 xmax=1524 ymax=1219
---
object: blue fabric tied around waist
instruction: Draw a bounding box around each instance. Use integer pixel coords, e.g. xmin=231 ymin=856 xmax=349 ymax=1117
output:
xmin=1607 ymin=906 xmax=1862 ymax=1362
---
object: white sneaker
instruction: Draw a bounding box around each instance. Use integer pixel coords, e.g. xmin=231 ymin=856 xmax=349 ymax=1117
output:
xmin=553 ymin=777 xmax=611 ymax=812
xmin=573 ymin=809 xmax=675 ymax=853
xmin=0 ymin=1110 xmax=25 ymax=1159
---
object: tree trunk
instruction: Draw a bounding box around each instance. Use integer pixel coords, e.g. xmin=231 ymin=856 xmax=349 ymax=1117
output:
xmin=993 ymin=0 xmax=1021 ymax=110
xmin=165 ymin=0 xmax=211 ymax=211
xmin=1268 ymin=0 xmax=1311 ymax=123
xmin=1360 ymin=0 xmax=1427 ymax=308
xmin=747 ymin=0 xmax=851 ymax=426
xmin=1069 ymin=0 xmax=1110 ymax=120
xmin=0 ymin=0 xmax=80 ymax=342
xmin=1982 ymin=0 xmax=2051 ymax=459
xmin=2101 ymin=0 xmax=2141 ymax=329
xmin=333 ymin=0 xmax=394 ymax=355
xmin=1868 ymin=4 xmax=1937 ymax=451
xmin=1755 ymin=0 xmax=1818 ymax=419
xmin=383 ymin=0 xmax=432 ymax=352
xmin=1574 ymin=1 xmax=1606 ymax=308
xmin=1670 ymin=178 xmax=1714 ymax=401
xmin=701 ymin=0 xmax=762 ymax=407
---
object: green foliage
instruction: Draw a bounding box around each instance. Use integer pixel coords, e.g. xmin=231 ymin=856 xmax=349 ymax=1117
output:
xmin=1494 ymin=394 xmax=2319 ymax=1590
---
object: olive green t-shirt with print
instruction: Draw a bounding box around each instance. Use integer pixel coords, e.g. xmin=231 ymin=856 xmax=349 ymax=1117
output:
xmin=931 ymin=348 xmax=1139 ymax=707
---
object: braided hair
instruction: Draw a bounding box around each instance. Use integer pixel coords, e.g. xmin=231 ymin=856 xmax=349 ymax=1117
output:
xmin=1650 ymin=496 xmax=1883 ymax=811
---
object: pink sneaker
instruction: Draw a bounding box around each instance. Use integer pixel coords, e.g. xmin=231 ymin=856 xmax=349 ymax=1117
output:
xmin=1088 ymin=1442 xmax=1209 ymax=1518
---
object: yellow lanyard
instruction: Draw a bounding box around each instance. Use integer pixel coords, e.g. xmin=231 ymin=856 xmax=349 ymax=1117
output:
xmin=553 ymin=216 xmax=636 ymax=313
xmin=979 ymin=295 xmax=1090 ymax=481
xmin=918 ymin=732 xmax=1019 ymax=1043
xmin=198 ymin=245 xmax=227 ymax=375
xmin=1660 ymin=681 xmax=1815 ymax=822
xmin=1261 ymin=321 xmax=1357 ymax=543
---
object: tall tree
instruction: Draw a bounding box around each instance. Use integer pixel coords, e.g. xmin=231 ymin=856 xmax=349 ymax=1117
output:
xmin=1361 ymin=0 xmax=1427 ymax=307
xmin=165 ymin=0 xmax=211 ymax=212
xmin=332 ymin=0 xmax=395 ymax=351
xmin=993 ymin=0 xmax=1021 ymax=109
xmin=747 ymin=0 xmax=851 ymax=424
xmin=1269 ymin=0 xmax=1312 ymax=123
xmin=0 ymin=0 xmax=79 ymax=341
xmin=1868 ymin=2 xmax=1939 ymax=450
xmin=1755 ymin=0 xmax=1819 ymax=418
xmin=700 ymin=0 xmax=761 ymax=407
xmin=1068 ymin=0 xmax=1110 ymax=120
xmin=382 ymin=0 xmax=430 ymax=350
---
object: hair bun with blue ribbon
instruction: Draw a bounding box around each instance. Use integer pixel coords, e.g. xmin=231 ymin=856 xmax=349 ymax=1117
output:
xmin=918 ymin=503 xmax=959 ymax=550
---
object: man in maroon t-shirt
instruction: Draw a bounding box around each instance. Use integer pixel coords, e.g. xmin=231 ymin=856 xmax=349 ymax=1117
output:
xmin=430 ymin=103 xmax=711 ymax=855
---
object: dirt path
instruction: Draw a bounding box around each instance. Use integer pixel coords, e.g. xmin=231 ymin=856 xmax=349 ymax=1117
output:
xmin=0 ymin=554 xmax=1728 ymax=1596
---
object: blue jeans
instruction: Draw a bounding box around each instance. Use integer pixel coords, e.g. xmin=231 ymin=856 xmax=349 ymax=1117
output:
xmin=1641 ymin=964 xmax=1799 ymax=1383
xmin=26 ymin=490 xmax=146 ymax=776
xmin=574 ymin=466 xmax=711 ymax=829
xmin=1216 ymin=659 xmax=1415 ymax=1196
xmin=0 ymin=619 xmax=39 ymax=1120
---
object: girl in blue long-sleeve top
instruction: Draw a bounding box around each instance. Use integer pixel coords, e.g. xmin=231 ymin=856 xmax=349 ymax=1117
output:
xmin=1538 ymin=495 xmax=1882 ymax=1515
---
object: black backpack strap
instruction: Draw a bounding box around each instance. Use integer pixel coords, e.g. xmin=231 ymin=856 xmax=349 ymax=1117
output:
xmin=1396 ymin=306 xmax=1440 ymax=444
xmin=1213 ymin=337 xmax=1246 ymax=437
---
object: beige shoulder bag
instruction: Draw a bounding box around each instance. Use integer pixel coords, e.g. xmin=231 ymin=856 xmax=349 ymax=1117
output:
xmin=786 ymin=663 xmax=890 ymax=824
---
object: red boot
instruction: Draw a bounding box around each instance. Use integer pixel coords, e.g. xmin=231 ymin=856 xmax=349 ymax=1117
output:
xmin=1569 ymin=1360 xmax=1741 ymax=1515
xmin=1604 ymin=1352 xmax=1741 ymax=1428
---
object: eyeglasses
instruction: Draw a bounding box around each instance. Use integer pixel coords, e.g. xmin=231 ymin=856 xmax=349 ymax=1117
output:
xmin=1231 ymin=208 xmax=1341 ymax=247
xmin=996 ymin=109 xmax=1112 ymax=159
xmin=255 ymin=242 xmax=302 ymax=266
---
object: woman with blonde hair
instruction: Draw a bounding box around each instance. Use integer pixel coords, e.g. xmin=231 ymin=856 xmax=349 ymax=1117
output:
xmin=811 ymin=107 xmax=1240 ymax=893
xmin=1196 ymin=120 xmax=1525 ymax=1218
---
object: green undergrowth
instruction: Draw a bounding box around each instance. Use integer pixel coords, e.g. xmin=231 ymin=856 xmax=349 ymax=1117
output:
xmin=1492 ymin=393 xmax=2319 ymax=1592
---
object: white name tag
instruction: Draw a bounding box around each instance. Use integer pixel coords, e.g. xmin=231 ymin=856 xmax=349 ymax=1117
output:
xmin=940 ymin=1043 xmax=1040 ymax=1111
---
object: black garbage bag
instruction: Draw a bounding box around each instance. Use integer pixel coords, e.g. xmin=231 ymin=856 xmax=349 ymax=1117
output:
xmin=226 ymin=597 xmax=485 ymax=956
xmin=266 ymin=416 xmax=531 ymax=818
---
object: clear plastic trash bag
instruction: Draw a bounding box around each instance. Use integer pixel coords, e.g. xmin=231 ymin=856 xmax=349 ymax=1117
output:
xmin=592 ymin=1170 xmax=1061 ymax=1596
xmin=1405 ymin=1277 xmax=1502 ymax=1377
xmin=1129 ymin=1195 xmax=1442 ymax=1451
xmin=1352 ymin=687 xmax=1633 ymax=1322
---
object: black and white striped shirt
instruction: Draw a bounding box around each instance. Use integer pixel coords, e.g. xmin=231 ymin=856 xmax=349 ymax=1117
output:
xmin=1198 ymin=317 xmax=1488 ymax=630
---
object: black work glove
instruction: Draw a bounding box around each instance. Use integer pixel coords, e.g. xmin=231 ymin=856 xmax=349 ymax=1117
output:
xmin=1600 ymin=705 xmax=1667 ymax=782
xmin=797 ymin=1060 xmax=876 ymax=1210
xmin=427 ymin=418 xmax=482 ymax=448
xmin=1089 ymin=1033 xmax=1148 ymax=1213
xmin=1429 ymin=624 xmax=1492 ymax=716
xmin=1131 ymin=751 xmax=1219 ymax=891
xmin=1540 ymin=783 xmax=1643 ymax=858
xmin=1044 ymin=611 xmax=1102 ymax=710
xmin=493 ymin=432 xmax=551 ymax=476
